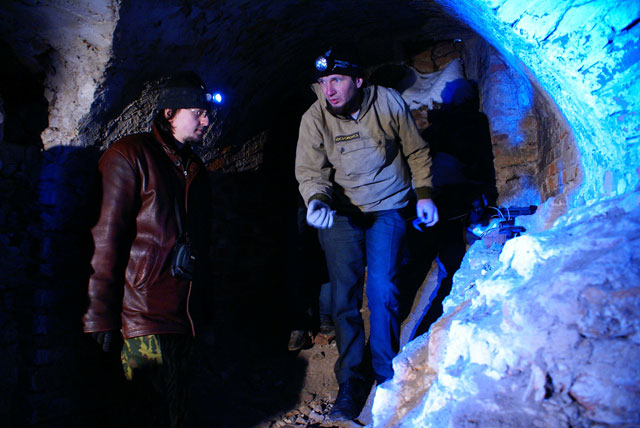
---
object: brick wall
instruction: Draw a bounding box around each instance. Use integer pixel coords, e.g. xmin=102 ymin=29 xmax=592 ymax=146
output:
xmin=533 ymin=81 xmax=582 ymax=203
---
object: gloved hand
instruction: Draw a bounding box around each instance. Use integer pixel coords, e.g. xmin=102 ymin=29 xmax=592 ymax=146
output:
xmin=306 ymin=199 xmax=335 ymax=229
xmin=91 ymin=331 xmax=115 ymax=352
xmin=416 ymin=198 xmax=439 ymax=227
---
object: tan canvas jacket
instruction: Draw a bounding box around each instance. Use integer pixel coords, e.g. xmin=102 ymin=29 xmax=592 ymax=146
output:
xmin=295 ymin=83 xmax=433 ymax=212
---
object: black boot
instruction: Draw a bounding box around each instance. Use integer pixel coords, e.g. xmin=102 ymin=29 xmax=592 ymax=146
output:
xmin=327 ymin=378 xmax=368 ymax=421
xmin=319 ymin=315 xmax=335 ymax=338
xmin=288 ymin=329 xmax=309 ymax=351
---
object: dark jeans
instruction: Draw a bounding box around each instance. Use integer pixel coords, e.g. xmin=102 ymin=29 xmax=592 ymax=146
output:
xmin=319 ymin=209 xmax=406 ymax=384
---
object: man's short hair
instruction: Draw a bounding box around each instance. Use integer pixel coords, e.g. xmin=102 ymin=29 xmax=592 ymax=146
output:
xmin=157 ymin=71 xmax=211 ymax=110
xmin=314 ymin=44 xmax=364 ymax=80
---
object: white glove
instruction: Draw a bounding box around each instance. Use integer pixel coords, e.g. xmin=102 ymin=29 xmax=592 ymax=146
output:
xmin=416 ymin=198 xmax=439 ymax=227
xmin=306 ymin=199 xmax=335 ymax=229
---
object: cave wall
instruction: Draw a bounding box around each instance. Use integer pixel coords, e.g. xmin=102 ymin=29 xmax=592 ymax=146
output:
xmin=0 ymin=0 xmax=118 ymax=149
xmin=462 ymin=36 xmax=547 ymax=207
xmin=405 ymin=35 xmax=579 ymax=209
xmin=371 ymin=1 xmax=640 ymax=427
xmin=436 ymin=0 xmax=640 ymax=205
xmin=2 ymin=0 xmax=637 ymax=202
xmin=532 ymin=77 xmax=582 ymax=225
xmin=373 ymin=190 xmax=640 ymax=428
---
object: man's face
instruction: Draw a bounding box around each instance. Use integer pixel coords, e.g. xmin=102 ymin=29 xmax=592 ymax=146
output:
xmin=166 ymin=108 xmax=210 ymax=145
xmin=318 ymin=74 xmax=363 ymax=114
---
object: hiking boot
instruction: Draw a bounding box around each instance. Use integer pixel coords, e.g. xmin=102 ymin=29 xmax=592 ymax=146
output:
xmin=327 ymin=379 xmax=368 ymax=421
xmin=319 ymin=316 xmax=335 ymax=338
xmin=287 ymin=330 xmax=308 ymax=351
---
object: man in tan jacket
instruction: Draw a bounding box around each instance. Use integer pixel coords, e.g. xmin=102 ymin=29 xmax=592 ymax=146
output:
xmin=295 ymin=45 xmax=438 ymax=421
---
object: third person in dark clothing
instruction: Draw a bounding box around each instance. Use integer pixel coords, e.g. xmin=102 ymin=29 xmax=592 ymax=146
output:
xmin=406 ymin=77 xmax=498 ymax=338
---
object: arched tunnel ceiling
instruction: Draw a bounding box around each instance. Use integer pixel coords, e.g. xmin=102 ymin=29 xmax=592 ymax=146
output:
xmin=0 ymin=0 xmax=474 ymax=145
xmin=99 ymin=0 xmax=474 ymax=143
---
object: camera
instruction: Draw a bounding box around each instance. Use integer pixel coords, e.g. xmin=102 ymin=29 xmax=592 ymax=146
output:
xmin=171 ymin=236 xmax=196 ymax=280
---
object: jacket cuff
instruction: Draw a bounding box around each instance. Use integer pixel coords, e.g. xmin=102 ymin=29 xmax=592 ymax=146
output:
xmin=415 ymin=186 xmax=434 ymax=200
xmin=308 ymin=193 xmax=332 ymax=207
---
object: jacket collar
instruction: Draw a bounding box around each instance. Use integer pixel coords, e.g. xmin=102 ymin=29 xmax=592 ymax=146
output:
xmin=153 ymin=123 xmax=187 ymax=154
xmin=151 ymin=123 xmax=203 ymax=176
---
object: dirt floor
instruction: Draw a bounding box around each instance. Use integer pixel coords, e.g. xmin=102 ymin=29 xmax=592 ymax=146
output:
xmin=187 ymin=262 xmax=439 ymax=428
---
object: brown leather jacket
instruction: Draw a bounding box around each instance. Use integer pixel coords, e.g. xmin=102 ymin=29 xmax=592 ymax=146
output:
xmin=83 ymin=124 xmax=212 ymax=338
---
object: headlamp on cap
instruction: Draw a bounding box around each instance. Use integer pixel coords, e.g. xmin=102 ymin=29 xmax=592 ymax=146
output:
xmin=315 ymin=55 xmax=329 ymax=72
xmin=314 ymin=48 xmax=363 ymax=79
xmin=157 ymin=71 xmax=225 ymax=110
xmin=206 ymin=92 xmax=223 ymax=104
xmin=158 ymin=87 xmax=225 ymax=110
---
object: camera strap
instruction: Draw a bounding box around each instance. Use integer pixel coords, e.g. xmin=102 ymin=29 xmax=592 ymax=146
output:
xmin=174 ymin=197 xmax=185 ymax=238
xmin=169 ymin=158 xmax=188 ymax=240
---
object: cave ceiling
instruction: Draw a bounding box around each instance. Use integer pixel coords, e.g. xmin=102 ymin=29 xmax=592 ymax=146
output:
xmin=0 ymin=0 xmax=474 ymax=145
xmin=109 ymin=0 xmax=473 ymax=143
xmin=108 ymin=0 xmax=470 ymax=89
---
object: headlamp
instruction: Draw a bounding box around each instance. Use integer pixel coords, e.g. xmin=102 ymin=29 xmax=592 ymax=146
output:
xmin=206 ymin=92 xmax=223 ymax=104
xmin=315 ymin=55 xmax=329 ymax=72
xmin=314 ymin=48 xmax=361 ymax=76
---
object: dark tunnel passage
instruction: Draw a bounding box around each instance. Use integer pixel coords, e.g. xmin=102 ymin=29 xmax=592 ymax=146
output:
xmin=0 ymin=1 xmax=638 ymax=427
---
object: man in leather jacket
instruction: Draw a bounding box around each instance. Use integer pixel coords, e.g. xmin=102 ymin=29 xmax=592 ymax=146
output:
xmin=83 ymin=71 xmax=213 ymax=428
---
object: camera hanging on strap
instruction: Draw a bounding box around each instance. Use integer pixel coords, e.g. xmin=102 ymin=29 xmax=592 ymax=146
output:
xmin=170 ymin=197 xmax=196 ymax=280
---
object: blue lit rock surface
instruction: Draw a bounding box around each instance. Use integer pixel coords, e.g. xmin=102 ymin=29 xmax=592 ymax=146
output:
xmin=435 ymin=0 xmax=640 ymax=205
xmin=372 ymin=191 xmax=640 ymax=427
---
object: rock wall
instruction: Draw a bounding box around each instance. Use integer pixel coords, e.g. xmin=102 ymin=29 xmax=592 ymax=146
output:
xmin=532 ymin=78 xmax=582 ymax=225
xmin=463 ymin=37 xmax=544 ymax=207
xmin=0 ymin=140 xmax=42 ymax=425
xmin=371 ymin=3 xmax=640 ymax=424
xmin=0 ymin=1 xmax=119 ymax=149
xmin=405 ymin=36 xmax=578 ymax=209
xmin=435 ymin=0 xmax=640 ymax=205
xmin=373 ymin=191 xmax=640 ymax=427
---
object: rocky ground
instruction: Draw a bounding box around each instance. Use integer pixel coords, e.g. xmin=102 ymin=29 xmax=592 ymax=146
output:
xmin=188 ymin=265 xmax=440 ymax=428
xmin=188 ymin=332 xmax=367 ymax=428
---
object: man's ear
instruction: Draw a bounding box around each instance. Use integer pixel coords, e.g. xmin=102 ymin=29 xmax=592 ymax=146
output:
xmin=164 ymin=108 xmax=174 ymax=119
xmin=355 ymin=77 xmax=364 ymax=88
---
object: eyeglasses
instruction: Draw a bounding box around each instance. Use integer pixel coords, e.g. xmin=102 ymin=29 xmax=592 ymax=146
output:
xmin=189 ymin=109 xmax=209 ymax=119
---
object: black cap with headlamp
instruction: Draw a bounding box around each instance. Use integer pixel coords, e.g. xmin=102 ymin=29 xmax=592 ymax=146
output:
xmin=157 ymin=71 xmax=215 ymax=110
xmin=314 ymin=45 xmax=364 ymax=80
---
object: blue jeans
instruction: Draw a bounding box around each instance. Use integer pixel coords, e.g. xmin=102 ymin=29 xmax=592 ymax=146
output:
xmin=319 ymin=209 xmax=406 ymax=384
xmin=318 ymin=281 xmax=332 ymax=323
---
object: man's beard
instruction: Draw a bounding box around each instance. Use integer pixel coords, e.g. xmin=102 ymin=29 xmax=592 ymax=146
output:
xmin=183 ymin=132 xmax=205 ymax=146
xmin=326 ymin=90 xmax=363 ymax=117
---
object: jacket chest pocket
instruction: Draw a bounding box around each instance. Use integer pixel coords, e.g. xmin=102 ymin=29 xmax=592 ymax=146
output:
xmin=337 ymin=138 xmax=387 ymax=176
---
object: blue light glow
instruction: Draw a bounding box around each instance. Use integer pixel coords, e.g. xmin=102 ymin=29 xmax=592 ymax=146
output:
xmin=449 ymin=0 xmax=640 ymax=205
xmin=206 ymin=92 xmax=223 ymax=104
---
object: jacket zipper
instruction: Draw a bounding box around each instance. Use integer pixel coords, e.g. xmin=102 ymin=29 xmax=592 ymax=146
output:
xmin=182 ymin=166 xmax=196 ymax=337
